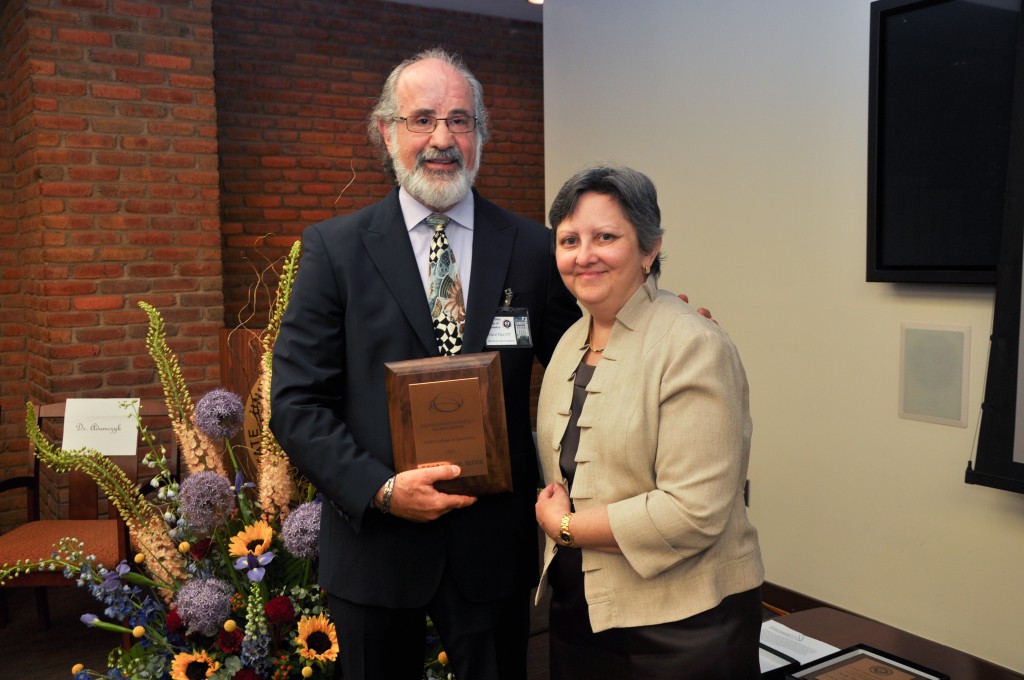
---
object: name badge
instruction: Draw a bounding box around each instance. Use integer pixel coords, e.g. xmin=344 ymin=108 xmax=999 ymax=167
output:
xmin=485 ymin=288 xmax=533 ymax=348
xmin=486 ymin=310 xmax=533 ymax=348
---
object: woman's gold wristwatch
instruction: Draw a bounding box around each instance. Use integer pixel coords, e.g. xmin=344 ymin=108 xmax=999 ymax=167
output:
xmin=558 ymin=512 xmax=575 ymax=547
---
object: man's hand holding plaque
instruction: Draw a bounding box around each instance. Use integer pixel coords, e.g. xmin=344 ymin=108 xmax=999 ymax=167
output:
xmin=373 ymin=465 xmax=478 ymax=522
xmin=385 ymin=352 xmax=513 ymax=497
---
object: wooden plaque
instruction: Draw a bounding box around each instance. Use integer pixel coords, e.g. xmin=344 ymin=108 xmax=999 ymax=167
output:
xmin=384 ymin=352 xmax=511 ymax=495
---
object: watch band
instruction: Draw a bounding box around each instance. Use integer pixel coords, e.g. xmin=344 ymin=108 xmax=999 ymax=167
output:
xmin=558 ymin=512 xmax=575 ymax=547
xmin=379 ymin=476 xmax=396 ymax=514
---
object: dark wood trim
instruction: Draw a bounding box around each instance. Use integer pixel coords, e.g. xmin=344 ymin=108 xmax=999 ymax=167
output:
xmin=779 ymin=607 xmax=1023 ymax=680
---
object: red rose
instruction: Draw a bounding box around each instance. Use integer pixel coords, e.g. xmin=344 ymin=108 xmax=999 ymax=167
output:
xmin=264 ymin=595 xmax=295 ymax=625
xmin=218 ymin=627 xmax=243 ymax=654
xmin=232 ymin=669 xmax=260 ymax=680
xmin=165 ymin=608 xmax=184 ymax=634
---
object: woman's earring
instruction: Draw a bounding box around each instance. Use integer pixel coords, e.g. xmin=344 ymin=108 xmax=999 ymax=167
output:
xmin=643 ymin=264 xmax=651 ymax=275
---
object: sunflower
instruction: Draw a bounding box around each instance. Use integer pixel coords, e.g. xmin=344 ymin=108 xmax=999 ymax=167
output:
xmin=228 ymin=520 xmax=274 ymax=558
xmin=170 ymin=650 xmax=221 ymax=680
xmin=297 ymin=613 xmax=339 ymax=662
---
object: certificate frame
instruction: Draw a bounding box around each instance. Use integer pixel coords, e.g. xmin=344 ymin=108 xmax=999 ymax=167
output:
xmin=384 ymin=352 xmax=511 ymax=496
xmin=788 ymin=644 xmax=949 ymax=680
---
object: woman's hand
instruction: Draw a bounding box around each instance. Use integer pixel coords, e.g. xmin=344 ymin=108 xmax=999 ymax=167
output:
xmin=536 ymin=483 xmax=622 ymax=554
xmin=535 ymin=482 xmax=571 ymax=541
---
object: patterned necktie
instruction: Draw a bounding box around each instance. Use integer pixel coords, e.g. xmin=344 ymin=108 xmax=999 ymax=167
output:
xmin=426 ymin=213 xmax=465 ymax=355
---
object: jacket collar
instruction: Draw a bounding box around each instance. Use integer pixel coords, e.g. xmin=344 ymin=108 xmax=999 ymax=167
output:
xmin=462 ymin=190 xmax=516 ymax=351
xmin=573 ymin=276 xmax=659 ymax=350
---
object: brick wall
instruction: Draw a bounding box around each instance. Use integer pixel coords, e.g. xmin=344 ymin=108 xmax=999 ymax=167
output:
xmin=214 ymin=0 xmax=545 ymax=325
xmin=0 ymin=0 xmax=545 ymax=535
xmin=0 ymin=1 xmax=30 ymax=530
xmin=0 ymin=0 xmax=224 ymax=533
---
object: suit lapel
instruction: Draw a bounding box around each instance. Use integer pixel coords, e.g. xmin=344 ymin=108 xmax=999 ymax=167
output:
xmin=360 ymin=191 xmax=438 ymax=356
xmin=463 ymin=192 xmax=515 ymax=352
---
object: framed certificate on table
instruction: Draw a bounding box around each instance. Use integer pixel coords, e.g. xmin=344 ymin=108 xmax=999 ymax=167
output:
xmin=384 ymin=352 xmax=512 ymax=496
xmin=788 ymin=644 xmax=949 ymax=680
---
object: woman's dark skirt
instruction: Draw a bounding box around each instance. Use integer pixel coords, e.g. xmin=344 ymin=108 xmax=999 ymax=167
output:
xmin=547 ymin=547 xmax=762 ymax=680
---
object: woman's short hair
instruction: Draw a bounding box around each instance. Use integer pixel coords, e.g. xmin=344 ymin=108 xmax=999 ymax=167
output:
xmin=367 ymin=48 xmax=490 ymax=180
xmin=549 ymin=165 xmax=665 ymax=276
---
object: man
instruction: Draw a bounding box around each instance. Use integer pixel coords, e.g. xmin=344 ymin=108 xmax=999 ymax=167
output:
xmin=270 ymin=48 xmax=580 ymax=680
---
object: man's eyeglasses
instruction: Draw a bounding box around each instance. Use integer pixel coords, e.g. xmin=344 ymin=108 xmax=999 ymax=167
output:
xmin=395 ymin=115 xmax=477 ymax=134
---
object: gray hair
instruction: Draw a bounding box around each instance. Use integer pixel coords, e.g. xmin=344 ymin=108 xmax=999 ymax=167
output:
xmin=367 ymin=48 xmax=490 ymax=179
xmin=548 ymin=165 xmax=665 ymax=276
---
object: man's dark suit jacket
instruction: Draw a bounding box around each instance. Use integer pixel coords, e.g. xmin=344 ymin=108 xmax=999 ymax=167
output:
xmin=270 ymin=188 xmax=580 ymax=608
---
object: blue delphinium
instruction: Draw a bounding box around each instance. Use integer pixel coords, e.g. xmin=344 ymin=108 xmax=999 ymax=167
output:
xmin=241 ymin=580 xmax=271 ymax=677
xmin=80 ymin=560 xmax=140 ymax=622
xmin=128 ymin=594 xmax=162 ymax=629
xmin=100 ymin=561 xmax=131 ymax=591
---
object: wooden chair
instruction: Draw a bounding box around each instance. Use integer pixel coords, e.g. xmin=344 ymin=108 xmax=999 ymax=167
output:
xmin=0 ymin=399 xmax=175 ymax=629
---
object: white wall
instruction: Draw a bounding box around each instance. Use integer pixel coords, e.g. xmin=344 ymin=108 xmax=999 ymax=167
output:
xmin=544 ymin=0 xmax=1024 ymax=671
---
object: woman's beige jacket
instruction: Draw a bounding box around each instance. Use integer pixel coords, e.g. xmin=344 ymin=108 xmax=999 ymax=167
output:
xmin=536 ymin=277 xmax=764 ymax=632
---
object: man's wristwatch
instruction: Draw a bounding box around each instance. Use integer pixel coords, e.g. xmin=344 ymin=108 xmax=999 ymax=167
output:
xmin=558 ymin=512 xmax=575 ymax=547
xmin=377 ymin=476 xmax=396 ymax=514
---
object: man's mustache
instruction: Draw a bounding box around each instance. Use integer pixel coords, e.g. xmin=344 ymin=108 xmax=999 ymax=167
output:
xmin=417 ymin=148 xmax=464 ymax=169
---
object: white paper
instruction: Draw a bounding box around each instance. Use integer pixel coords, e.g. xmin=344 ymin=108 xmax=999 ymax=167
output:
xmin=759 ymin=619 xmax=840 ymax=670
xmin=61 ymin=398 xmax=139 ymax=457
xmin=759 ymin=646 xmax=794 ymax=672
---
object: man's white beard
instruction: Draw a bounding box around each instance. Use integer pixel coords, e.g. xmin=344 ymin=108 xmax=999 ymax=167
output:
xmin=390 ymin=134 xmax=480 ymax=211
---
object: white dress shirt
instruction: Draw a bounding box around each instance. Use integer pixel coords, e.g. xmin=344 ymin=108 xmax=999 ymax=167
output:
xmin=398 ymin=187 xmax=475 ymax=303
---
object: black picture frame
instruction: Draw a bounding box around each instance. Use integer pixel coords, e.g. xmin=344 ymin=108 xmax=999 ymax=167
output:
xmin=866 ymin=0 xmax=1020 ymax=284
xmin=787 ymin=644 xmax=950 ymax=680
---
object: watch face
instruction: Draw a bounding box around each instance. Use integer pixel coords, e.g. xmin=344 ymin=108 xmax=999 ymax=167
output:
xmin=559 ymin=531 xmax=571 ymax=543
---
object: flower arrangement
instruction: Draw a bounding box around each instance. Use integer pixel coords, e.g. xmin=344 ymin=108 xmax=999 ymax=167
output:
xmin=0 ymin=241 xmax=454 ymax=679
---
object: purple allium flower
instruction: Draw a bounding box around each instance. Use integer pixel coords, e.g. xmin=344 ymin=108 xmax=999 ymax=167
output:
xmin=234 ymin=551 xmax=275 ymax=582
xmin=195 ymin=388 xmax=245 ymax=439
xmin=178 ymin=471 xmax=234 ymax=532
xmin=282 ymin=500 xmax=321 ymax=559
xmin=174 ymin=577 xmax=233 ymax=637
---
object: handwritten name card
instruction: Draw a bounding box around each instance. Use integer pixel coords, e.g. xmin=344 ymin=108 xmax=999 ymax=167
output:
xmin=61 ymin=398 xmax=140 ymax=457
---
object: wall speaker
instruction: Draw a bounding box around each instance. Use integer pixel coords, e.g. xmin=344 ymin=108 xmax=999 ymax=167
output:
xmin=899 ymin=323 xmax=970 ymax=427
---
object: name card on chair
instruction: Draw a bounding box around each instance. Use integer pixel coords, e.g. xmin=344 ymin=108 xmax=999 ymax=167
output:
xmin=62 ymin=398 xmax=140 ymax=457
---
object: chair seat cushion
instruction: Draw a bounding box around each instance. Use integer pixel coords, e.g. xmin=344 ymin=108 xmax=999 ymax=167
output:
xmin=0 ymin=519 xmax=122 ymax=582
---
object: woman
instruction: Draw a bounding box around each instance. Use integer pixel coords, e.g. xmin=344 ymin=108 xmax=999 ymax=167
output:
xmin=535 ymin=165 xmax=764 ymax=679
